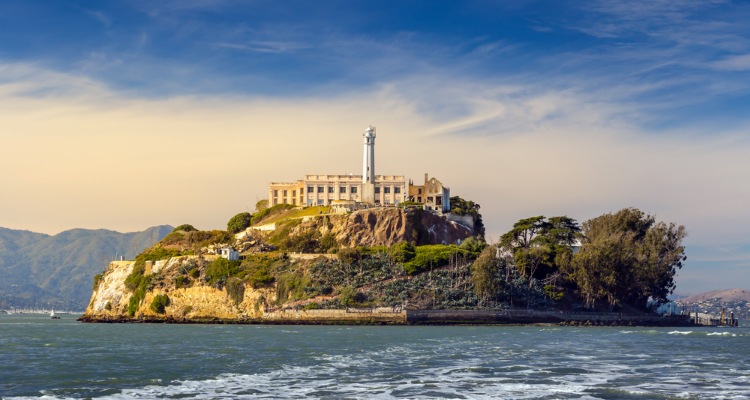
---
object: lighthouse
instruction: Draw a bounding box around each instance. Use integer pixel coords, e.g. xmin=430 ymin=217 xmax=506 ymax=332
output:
xmin=361 ymin=125 xmax=376 ymax=203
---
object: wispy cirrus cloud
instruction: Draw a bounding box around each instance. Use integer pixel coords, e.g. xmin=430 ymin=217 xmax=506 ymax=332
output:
xmin=712 ymin=53 xmax=750 ymax=71
xmin=216 ymin=41 xmax=310 ymax=54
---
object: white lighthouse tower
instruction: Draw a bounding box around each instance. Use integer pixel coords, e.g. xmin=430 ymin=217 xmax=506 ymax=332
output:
xmin=361 ymin=125 xmax=376 ymax=203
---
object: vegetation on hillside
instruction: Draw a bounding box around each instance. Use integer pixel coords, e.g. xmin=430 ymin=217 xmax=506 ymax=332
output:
xmin=103 ymin=199 xmax=686 ymax=317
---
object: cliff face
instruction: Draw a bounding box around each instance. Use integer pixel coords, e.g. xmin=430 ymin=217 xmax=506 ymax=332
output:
xmin=302 ymin=208 xmax=474 ymax=247
xmin=84 ymin=256 xmax=276 ymax=321
xmin=82 ymin=256 xmax=405 ymax=324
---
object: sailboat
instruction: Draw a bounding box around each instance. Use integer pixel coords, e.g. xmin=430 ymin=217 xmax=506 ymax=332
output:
xmin=50 ymin=310 xmax=61 ymax=319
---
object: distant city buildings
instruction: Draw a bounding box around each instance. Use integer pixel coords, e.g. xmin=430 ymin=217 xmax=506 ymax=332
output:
xmin=268 ymin=126 xmax=450 ymax=213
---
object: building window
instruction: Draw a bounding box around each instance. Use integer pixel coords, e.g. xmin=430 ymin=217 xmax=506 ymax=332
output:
xmin=418 ymin=188 xmax=422 ymax=194
xmin=436 ymin=196 xmax=442 ymax=205
xmin=350 ymin=186 xmax=358 ymax=194
xmin=340 ymin=186 xmax=347 ymax=193
xmin=274 ymin=190 xmax=278 ymax=196
xmin=375 ymin=187 xmax=380 ymax=194
xmin=328 ymin=186 xmax=334 ymax=193
xmin=384 ymin=187 xmax=391 ymax=194
xmin=317 ymin=186 xmax=324 ymax=193
xmin=395 ymin=187 xmax=401 ymax=194
xmin=292 ymin=190 xmax=296 ymax=197
xmin=318 ymin=199 xmax=324 ymax=205
xmin=283 ymin=190 xmax=287 ymax=196
xmin=307 ymin=186 xmax=313 ymax=193
xmin=418 ymin=197 xmax=422 ymax=202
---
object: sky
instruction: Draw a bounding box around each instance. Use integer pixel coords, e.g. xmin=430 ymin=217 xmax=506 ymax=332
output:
xmin=1 ymin=0 xmax=749 ymax=294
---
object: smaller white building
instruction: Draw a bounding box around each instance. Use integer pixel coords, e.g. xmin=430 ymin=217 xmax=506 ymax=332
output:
xmin=220 ymin=247 xmax=239 ymax=261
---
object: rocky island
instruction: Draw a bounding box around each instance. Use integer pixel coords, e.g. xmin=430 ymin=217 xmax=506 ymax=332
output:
xmin=80 ymin=202 xmax=693 ymax=326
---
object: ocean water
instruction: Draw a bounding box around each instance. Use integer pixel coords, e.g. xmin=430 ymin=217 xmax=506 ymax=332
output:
xmin=1 ymin=314 xmax=748 ymax=399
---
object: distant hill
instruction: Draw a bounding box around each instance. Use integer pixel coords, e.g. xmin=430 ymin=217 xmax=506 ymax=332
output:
xmin=681 ymin=288 xmax=750 ymax=303
xmin=0 ymin=225 xmax=172 ymax=310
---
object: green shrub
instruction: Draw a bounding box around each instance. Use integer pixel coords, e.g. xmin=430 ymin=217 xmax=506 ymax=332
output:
xmin=205 ymin=258 xmax=241 ymax=287
xmin=337 ymin=247 xmax=361 ymax=265
xmin=124 ymin=263 xmax=146 ymax=291
xmin=226 ymin=277 xmax=245 ymax=305
xmin=126 ymin=274 xmax=152 ymax=317
xmin=249 ymin=265 xmax=275 ymax=288
xmin=459 ymin=236 xmax=487 ymax=258
xmin=173 ymin=224 xmax=197 ymax=232
xmin=175 ymin=275 xmax=189 ymax=289
xmin=150 ymin=294 xmax=171 ymax=314
xmin=227 ymin=212 xmax=253 ymax=233
xmin=403 ymin=245 xmax=468 ymax=275
xmin=93 ymin=273 xmax=104 ymax=291
xmin=276 ymin=272 xmax=310 ymax=303
xmin=104 ymin=301 xmax=112 ymax=311
xmin=544 ymin=285 xmax=564 ymax=301
xmin=190 ymin=268 xmax=200 ymax=279
xmin=338 ymin=286 xmax=357 ymax=307
xmin=389 ymin=242 xmax=416 ymax=263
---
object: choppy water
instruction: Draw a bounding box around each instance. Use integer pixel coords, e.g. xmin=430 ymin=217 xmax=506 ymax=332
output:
xmin=1 ymin=314 xmax=748 ymax=399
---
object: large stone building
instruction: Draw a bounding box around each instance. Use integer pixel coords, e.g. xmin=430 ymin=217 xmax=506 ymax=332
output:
xmin=268 ymin=126 xmax=450 ymax=212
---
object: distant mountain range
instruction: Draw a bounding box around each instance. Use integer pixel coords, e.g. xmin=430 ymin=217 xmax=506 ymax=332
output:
xmin=680 ymin=288 xmax=750 ymax=303
xmin=0 ymin=225 xmax=172 ymax=311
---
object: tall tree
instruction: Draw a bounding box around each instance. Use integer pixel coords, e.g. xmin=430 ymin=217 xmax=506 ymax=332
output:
xmin=500 ymin=216 xmax=580 ymax=285
xmin=569 ymin=208 xmax=686 ymax=310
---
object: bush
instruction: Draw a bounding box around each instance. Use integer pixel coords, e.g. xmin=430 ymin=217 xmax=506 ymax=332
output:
xmin=227 ymin=212 xmax=253 ymax=234
xmin=127 ymin=273 xmax=152 ymax=317
xmin=389 ymin=242 xmax=416 ymax=263
xmin=150 ymin=294 xmax=171 ymax=314
xmin=226 ymin=277 xmax=245 ymax=305
xmin=459 ymin=236 xmax=487 ymax=258
xmin=403 ymin=245 xmax=468 ymax=275
xmin=104 ymin=301 xmax=112 ymax=311
xmin=337 ymin=247 xmax=361 ymax=265
xmin=249 ymin=265 xmax=275 ymax=288
xmin=276 ymin=272 xmax=310 ymax=303
xmin=93 ymin=273 xmax=104 ymax=291
xmin=173 ymin=224 xmax=197 ymax=232
xmin=175 ymin=275 xmax=189 ymax=289
xmin=125 ymin=263 xmax=146 ymax=292
xmin=338 ymin=286 xmax=357 ymax=307
xmin=205 ymin=258 xmax=241 ymax=287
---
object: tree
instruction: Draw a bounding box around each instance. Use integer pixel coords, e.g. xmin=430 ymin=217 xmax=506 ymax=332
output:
xmin=227 ymin=212 xmax=253 ymax=234
xmin=499 ymin=216 xmax=580 ymax=285
xmin=449 ymin=196 xmax=486 ymax=239
xmin=471 ymin=245 xmax=504 ymax=305
xmin=569 ymin=208 xmax=686 ymax=310
xmin=255 ymin=199 xmax=269 ymax=213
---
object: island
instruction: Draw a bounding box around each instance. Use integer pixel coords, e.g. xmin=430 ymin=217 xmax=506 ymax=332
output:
xmin=80 ymin=126 xmax=693 ymax=326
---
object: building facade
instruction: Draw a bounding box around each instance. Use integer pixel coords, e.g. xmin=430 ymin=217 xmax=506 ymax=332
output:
xmin=269 ymin=174 xmax=408 ymax=207
xmin=267 ymin=126 xmax=449 ymax=212
xmin=408 ymin=173 xmax=451 ymax=213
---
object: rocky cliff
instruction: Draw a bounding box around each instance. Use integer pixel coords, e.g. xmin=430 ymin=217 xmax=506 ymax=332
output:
xmin=80 ymin=207 xmax=481 ymax=324
xmin=81 ymin=255 xmax=406 ymax=324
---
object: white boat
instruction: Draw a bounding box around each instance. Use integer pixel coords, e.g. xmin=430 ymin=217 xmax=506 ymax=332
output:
xmin=50 ymin=310 xmax=61 ymax=319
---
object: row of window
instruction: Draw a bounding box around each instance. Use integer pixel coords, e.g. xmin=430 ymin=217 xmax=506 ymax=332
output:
xmin=274 ymin=186 xmax=405 ymax=198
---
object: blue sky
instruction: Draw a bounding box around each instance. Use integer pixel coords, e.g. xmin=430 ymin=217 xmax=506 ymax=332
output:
xmin=1 ymin=0 xmax=750 ymax=294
